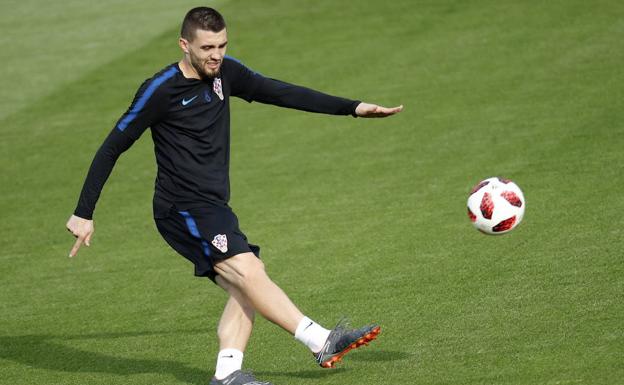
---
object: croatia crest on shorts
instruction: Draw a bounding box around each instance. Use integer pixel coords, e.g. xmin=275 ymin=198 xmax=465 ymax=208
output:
xmin=211 ymin=234 xmax=228 ymax=253
xmin=213 ymin=78 xmax=224 ymax=100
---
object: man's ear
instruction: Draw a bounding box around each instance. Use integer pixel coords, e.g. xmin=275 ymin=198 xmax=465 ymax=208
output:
xmin=179 ymin=37 xmax=190 ymax=54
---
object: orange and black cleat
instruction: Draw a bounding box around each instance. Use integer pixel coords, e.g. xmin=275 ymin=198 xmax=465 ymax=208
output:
xmin=314 ymin=318 xmax=381 ymax=368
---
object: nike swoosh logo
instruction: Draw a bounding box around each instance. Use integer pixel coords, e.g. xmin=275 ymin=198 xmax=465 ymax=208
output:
xmin=181 ymin=95 xmax=198 ymax=106
xmin=304 ymin=321 xmax=314 ymax=331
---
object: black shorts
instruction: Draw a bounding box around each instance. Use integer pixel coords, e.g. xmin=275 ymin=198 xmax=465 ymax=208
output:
xmin=154 ymin=202 xmax=260 ymax=282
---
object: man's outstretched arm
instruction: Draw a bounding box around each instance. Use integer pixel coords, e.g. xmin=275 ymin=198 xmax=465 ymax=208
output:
xmin=231 ymin=66 xmax=402 ymax=118
xmin=251 ymin=78 xmax=403 ymax=118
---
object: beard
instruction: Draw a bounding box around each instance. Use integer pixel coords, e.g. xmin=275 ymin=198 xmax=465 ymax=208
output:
xmin=189 ymin=50 xmax=221 ymax=80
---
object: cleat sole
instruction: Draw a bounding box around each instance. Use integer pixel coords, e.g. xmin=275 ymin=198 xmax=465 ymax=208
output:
xmin=320 ymin=326 xmax=381 ymax=368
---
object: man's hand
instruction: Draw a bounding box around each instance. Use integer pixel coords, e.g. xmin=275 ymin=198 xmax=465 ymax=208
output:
xmin=355 ymin=102 xmax=403 ymax=118
xmin=66 ymin=214 xmax=94 ymax=258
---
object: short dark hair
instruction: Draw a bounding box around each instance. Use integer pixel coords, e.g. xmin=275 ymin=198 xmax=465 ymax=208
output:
xmin=181 ymin=7 xmax=226 ymax=41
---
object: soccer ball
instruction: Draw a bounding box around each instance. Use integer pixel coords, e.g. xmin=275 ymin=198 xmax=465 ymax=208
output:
xmin=467 ymin=177 xmax=525 ymax=235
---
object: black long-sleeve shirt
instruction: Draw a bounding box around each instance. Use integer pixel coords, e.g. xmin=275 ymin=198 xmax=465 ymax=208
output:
xmin=74 ymin=57 xmax=360 ymax=219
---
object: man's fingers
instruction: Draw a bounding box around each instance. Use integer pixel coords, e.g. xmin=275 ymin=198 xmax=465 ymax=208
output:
xmin=358 ymin=103 xmax=403 ymax=117
xmin=387 ymin=105 xmax=403 ymax=113
xmin=376 ymin=105 xmax=403 ymax=115
xmin=69 ymin=237 xmax=84 ymax=258
xmin=66 ymin=215 xmax=95 ymax=257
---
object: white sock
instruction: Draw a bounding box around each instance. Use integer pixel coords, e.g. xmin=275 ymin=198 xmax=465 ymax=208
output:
xmin=214 ymin=348 xmax=243 ymax=380
xmin=294 ymin=316 xmax=331 ymax=353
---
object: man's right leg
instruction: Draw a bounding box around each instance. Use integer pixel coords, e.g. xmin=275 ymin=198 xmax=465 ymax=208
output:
xmin=215 ymin=276 xmax=255 ymax=352
xmin=211 ymin=277 xmax=255 ymax=380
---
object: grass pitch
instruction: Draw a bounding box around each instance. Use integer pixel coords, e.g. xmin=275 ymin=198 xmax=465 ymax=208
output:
xmin=1 ymin=1 xmax=623 ymax=385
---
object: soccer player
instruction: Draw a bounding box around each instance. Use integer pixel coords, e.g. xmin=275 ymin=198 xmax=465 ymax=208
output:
xmin=66 ymin=7 xmax=402 ymax=385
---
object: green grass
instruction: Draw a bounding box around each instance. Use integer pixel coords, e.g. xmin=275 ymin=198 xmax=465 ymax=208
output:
xmin=1 ymin=1 xmax=623 ymax=384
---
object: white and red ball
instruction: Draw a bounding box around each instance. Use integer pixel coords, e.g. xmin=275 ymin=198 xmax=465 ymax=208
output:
xmin=467 ymin=177 xmax=525 ymax=235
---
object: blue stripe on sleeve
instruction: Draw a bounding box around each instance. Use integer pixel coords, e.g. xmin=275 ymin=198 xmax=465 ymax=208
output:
xmin=178 ymin=211 xmax=212 ymax=257
xmin=224 ymin=55 xmax=245 ymax=66
xmin=225 ymin=55 xmax=260 ymax=75
xmin=117 ymin=65 xmax=178 ymax=131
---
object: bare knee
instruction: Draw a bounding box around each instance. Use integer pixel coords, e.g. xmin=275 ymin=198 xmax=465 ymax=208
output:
xmin=234 ymin=258 xmax=267 ymax=290
xmin=215 ymin=252 xmax=267 ymax=290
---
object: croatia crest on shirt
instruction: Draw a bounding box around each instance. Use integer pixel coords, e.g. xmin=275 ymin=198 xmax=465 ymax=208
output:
xmin=213 ymin=78 xmax=224 ymax=100
xmin=211 ymin=234 xmax=228 ymax=253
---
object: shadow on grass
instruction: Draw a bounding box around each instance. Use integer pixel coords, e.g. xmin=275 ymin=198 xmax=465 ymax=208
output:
xmin=255 ymin=368 xmax=346 ymax=380
xmin=0 ymin=331 xmax=209 ymax=385
xmin=347 ymin=349 xmax=411 ymax=362
xmin=0 ymin=330 xmax=411 ymax=383
xmin=255 ymin=350 xmax=410 ymax=380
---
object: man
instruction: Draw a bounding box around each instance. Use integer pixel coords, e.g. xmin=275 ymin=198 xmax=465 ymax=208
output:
xmin=66 ymin=7 xmax=402 ymax=385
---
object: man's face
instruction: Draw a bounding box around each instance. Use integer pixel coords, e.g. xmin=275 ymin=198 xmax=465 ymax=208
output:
xmin=182 ymin=28 xmax=228 ymax=79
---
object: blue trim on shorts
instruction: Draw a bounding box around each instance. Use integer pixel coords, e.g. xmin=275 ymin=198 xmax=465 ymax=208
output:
xmin=178 ymin=210 xmax=212 ymax=257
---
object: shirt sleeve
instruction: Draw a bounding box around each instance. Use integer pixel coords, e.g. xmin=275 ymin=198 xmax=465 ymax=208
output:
xmin=228 ymin=58 xmax=360 ymax=116
xmin=114 ymin=76 xmax=170 ymax=139
xmin=73 ymin=129 xmax=136 ymax=219
xmin=73 ymin=77 xmax=169 ymax=219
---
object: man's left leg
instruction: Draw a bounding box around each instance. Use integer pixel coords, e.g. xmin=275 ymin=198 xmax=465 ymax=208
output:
xmin=214 ymin=252 xmax=380 ymax=367
xmin=214 ymin=253 xmax=326 ymax=339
